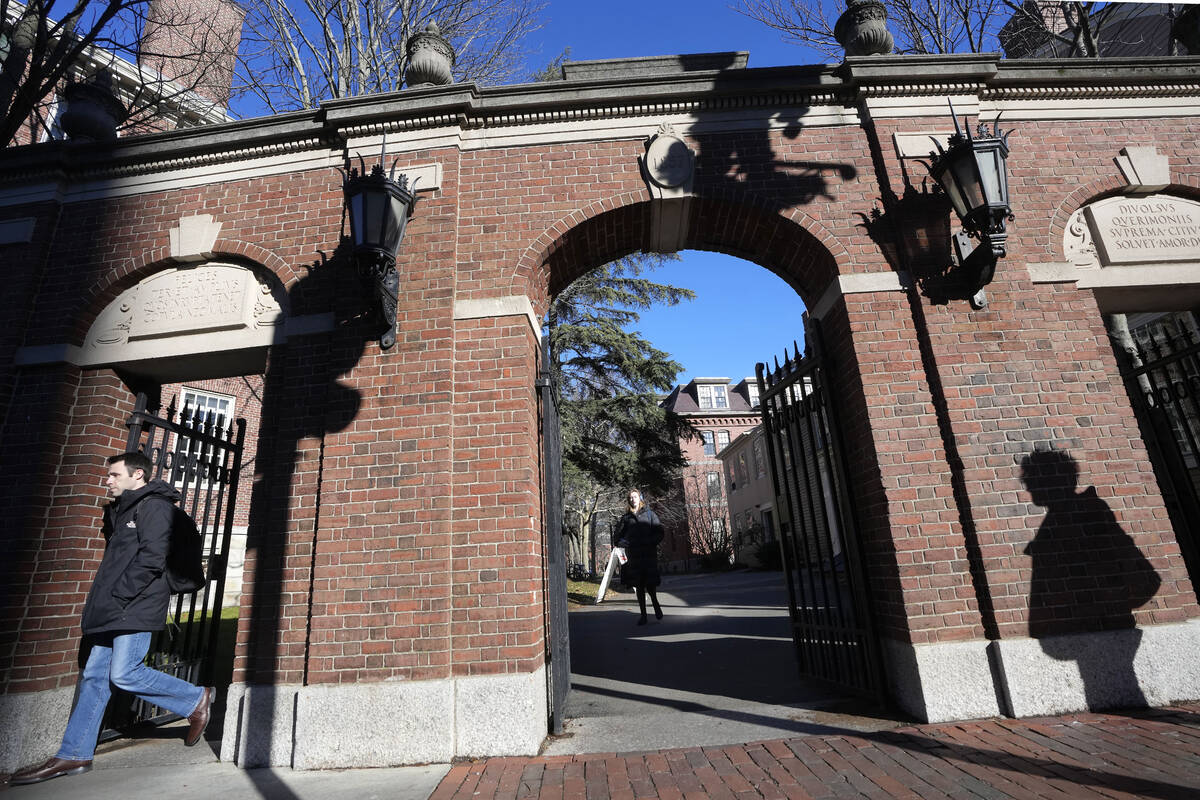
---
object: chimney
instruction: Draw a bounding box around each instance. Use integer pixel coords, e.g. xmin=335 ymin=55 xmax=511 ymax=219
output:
xmin=139 ymin=0 xmax=246 ymax=108
xmin=999 ymin=0 xmax=1073 ymax=59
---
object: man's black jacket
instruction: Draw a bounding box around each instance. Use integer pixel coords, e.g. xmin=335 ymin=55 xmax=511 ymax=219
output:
xmin=81 ymin=479 xmax=181 ymax=634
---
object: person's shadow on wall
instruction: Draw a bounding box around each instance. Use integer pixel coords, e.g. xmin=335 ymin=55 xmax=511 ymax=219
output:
xmin=1020 ymin=449 xmax=1161 ymax=710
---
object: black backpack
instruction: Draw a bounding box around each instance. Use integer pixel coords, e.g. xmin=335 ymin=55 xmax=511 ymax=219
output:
xmin=139 ymin=500 xmax=207 ymax=593
xmin=165 ymin=504 xmax=207 ymax=593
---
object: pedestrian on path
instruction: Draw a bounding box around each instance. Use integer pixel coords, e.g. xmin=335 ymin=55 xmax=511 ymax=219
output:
xmin=10 ymin=451 xmax=215 ymax=787
xmin=613 ymin=488 xmax=664 ymax=625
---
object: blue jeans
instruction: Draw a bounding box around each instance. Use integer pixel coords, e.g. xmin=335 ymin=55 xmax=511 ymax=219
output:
xmin=57 ymin=631 xmax=206 ymax=761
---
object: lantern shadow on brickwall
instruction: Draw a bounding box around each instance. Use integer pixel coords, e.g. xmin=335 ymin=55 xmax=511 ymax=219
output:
xmin=687 ymin=54 xmax=858 ymax=213
xmin=856 ymin=183 xmax=956 ymax=300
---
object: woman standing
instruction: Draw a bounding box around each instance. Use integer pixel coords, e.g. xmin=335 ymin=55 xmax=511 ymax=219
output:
xmin=614 ymin=489 xmax=665 ymax=625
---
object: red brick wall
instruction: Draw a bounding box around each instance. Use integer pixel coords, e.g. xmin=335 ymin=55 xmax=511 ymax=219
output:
xmin=451 ymin=318 xmax=544 ymax=676
xmin=0 ymin=370 xmax=133 ymax=691
xmin=2 ymin=107 xmax=1198 ymax=700
xmin=851 ymin=113 xmax=1200 ymax=645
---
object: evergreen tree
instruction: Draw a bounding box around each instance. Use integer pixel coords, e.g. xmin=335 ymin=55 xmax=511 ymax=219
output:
xmin=547 ymin=253 xmax=696 ymax=569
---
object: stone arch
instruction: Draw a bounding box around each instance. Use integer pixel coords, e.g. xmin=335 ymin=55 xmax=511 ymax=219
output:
xmin=76 ymin=238 xmax=298 ymax=345
xmin=77 ymin=257 xmax=291 ymax=383
xmin=512 ymin=190 xmax=850 ymax=316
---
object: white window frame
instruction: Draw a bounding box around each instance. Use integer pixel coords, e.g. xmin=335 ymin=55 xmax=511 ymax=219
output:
xmin=180 ymin=387 xmax=235 ymax=429
xmin=701 ymin=430 xmax=715 ymax=456
xmin=698 ymin=384 xmax=729 ymax=410
xmin=173 ymin=387 xmax=236 ymax=487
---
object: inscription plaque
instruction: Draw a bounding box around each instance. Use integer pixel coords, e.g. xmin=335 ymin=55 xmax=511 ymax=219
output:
xmin=1085 ymin=195 xmax=1200 ymax=266
xmin=129 ymin=265 xmax=251 ymax=339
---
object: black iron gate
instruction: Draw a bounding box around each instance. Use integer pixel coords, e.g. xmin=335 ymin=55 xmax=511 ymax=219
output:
xmin=756 ymin=323 xmax=882 ymax=700
xmin=100 ymin=391 xmax=245 ymax=738
xmin=1109 ymin=311 xmax=1200 ymax=584
xmin=537 ymin=344 xmax=571 ymax=734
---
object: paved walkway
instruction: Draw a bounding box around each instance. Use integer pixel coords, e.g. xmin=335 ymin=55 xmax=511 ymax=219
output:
xmin=432 ymin=706 xmax=1200 ymax=800
xmin=5 ymin=706 xmax=1200 ymax=798
xmin=554 ymin=572 xmax=900 ymax=755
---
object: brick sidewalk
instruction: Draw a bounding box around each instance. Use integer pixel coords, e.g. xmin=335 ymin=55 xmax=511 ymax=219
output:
xmin=432 ymin=706 xmax=1200 ymax=800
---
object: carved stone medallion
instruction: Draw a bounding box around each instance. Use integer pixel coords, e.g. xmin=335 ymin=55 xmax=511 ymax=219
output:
xmin=641 ymin=123 xmax=695 ymax=196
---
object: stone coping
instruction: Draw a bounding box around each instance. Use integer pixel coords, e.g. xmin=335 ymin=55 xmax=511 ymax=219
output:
xmin=1 ymin=53 xmax=1198 ymax=186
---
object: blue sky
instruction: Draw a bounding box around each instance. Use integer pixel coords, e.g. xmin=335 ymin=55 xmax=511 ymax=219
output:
xmin=535 ymin=1 xmax=820 ymax=384
xmin=627 ymin=254 xmax=809 ymax=386
xmin=533 ymin=1 xmax=825 ymax=70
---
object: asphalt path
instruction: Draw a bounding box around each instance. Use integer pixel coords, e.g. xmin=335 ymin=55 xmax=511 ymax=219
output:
xmin=543 ymin=569 xmax=905 ymax=755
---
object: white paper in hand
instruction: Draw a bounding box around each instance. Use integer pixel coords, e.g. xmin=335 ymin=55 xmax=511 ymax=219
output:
xmin=595 ymin=549 xmax=621 ymax=604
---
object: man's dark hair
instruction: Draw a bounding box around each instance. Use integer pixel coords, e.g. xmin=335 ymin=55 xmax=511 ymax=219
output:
xmin=109 ymin=451 xmax=154 ymax=480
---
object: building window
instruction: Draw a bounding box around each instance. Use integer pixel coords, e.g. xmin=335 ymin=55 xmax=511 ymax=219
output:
xmin=747 ymin=383 xmax=760 ymax=408
xmin=727 ymin=462 xmax=737 ymax=491
xmin=717 ymin=430 xmax=729 ymax=452
xmin=738 ymin=453 xmax=748 ymax=485
xmin=181 ymin=387 xmax=234 ymax=428
xmin=711 ymin=518 xmax=725 ymax=536
xmin=701 ymin=430 xmax=715 ymax=456
xmin=40 ymin=94 xmax=68 ymax=142
xmin=753 ymin=440 xmax=766 ymax=478
xmin=173 ymin=388 xmax=235 ymax=485
xmin=706 ymin=471 xmax=720 ymax=498
xmin=698 ymin=384 xmax=728 ymax=409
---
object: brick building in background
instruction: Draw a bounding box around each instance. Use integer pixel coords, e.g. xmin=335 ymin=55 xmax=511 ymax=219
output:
xmin=658 ymin=377 xmax=760 ymax=569
xmin=4 ymin=0 xmax=242 ymax=146
xmin=718 ymin=424 xmax=779 ymax=567
xmin=3 ymin=46 xmax=1200 ymax=774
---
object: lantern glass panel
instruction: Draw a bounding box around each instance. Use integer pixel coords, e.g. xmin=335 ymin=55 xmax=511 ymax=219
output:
xmin=975 ymin=147 xmax=1004 ymax=207
xmin=384 ymin=194 xmax=407 ymax=254
xmin=364 ymin=189 xmax=387 ymax=248
xmin=950 ymin=153 xmax=983 ymax=212
xmin=935 ymin=161 xmax=968 ymax=219
xmin=349 ymin=192 xmax=366 ymax=246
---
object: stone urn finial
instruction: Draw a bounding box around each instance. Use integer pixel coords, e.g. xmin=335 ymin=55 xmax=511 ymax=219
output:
xmin=834 ymin=0 xmax=894 ymax=57
xmin=60 ymin=70 xmax=127 ymax=142
xmin=405 ymin=21 xmax=456 ymax=88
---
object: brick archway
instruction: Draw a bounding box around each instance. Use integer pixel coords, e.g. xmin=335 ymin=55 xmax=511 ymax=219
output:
xmin=513 ymin=192 xmax=846 ymax=315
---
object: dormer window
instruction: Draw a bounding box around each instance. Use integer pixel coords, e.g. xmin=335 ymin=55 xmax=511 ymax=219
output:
xmin=698 ymin=384 xmax=728 ymax=409
xmin=747 ymin=383 xmax=760 ymax=408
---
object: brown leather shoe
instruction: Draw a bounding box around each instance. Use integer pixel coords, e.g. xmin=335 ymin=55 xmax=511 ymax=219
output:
xmin=185 ymin=686 xmax=215 ymax=747
xmin=10 ymin=756 xmax=93 ymax=785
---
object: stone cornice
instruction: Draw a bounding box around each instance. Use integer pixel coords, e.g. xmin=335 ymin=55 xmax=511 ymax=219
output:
xmin=3 ymin=54 xmax=1199 ymax=189
xmin=842 ymin=53 xmax=1200 ymax=100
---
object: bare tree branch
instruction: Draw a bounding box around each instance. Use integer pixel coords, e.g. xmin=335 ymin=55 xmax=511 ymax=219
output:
xmin=3 ymin=0 xmax=242 ymax=146
xmin=734 ymin=0 xmax=1166 ymax=59
xmin=235 ymin=0 xmax=545 ymax=113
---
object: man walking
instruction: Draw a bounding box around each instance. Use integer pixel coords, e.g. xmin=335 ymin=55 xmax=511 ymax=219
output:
xmin=11 ymin=452 xmax=214 ymax=785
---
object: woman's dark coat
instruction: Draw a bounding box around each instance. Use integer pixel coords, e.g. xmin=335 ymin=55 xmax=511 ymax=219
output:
xmin=81 ymin=479 xmax=181 ymax=635
xmin=613 ymin=507 xmax=664 ymax=588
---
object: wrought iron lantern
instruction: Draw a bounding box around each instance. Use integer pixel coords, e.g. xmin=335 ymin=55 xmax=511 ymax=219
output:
xmin=341 ymin=153 xmax=417 ymax=348
xmin=925 ymin=102 xmax=1014 ymax=309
